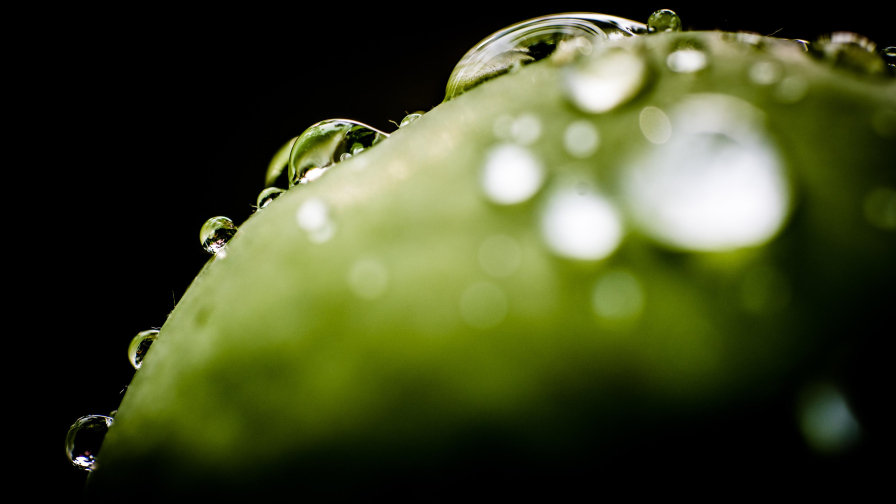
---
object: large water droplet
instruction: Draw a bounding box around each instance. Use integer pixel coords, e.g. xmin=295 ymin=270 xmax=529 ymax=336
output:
xmin=564 ymin=46 xmax=647 ymax=113
xmin=481 ymin=144 xmax=544 ymax=205
xmin=798 ymin=383 xmax=861 ymax=455
xmin=647 ymin=9 xmax=681 ymax=34
xmin=622 ymin=94 xmax=790 ymax=252
xmin=264 ymin=137 xmax=298 ymax=187
xmin=256 ymin=187 xmax=285 ymax=209
xmin=564 ymin=120 xmax=600 ymax=158
xmin=288 ymin=120 xmax=388 ymax=187
xmin=459 ymin=282 xmax=508 ymax=329
xmin=539 ymin=182 xmax=624 ymax=260
xmin=128 ymin=329 xmax=159 ymax=370
xmin=809 ymin=32 xmax=886 ymax=75
xmin=399 ymin=112 xmax=424 ymax=128
xmin=444 ymin=13 xmax=646 ymax=101
xmin=65 ymin=415 xmax=113 ymax=471
xmin=200 ymin=217 xmax=238 ymax=254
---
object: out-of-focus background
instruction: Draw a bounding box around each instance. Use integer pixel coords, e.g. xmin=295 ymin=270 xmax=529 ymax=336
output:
xmin=13 ymin=3 xmax=889 ymax=498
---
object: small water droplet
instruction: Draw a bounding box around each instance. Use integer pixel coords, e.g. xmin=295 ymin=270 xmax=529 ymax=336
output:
xmin=399 ymin=112 xmax=424 ymax=128
xmin=666 ymin=48 xmax=707 ymax=73
xmin=200 ymin=217 xmax=237 ymax=254
xmin=481 ymin=144 xmax=544 ymax=205
xmin=65 ymin=415 xmax=113 ymax=471
xmin=288 ymin=119 xmax=388 ymax=186
xmin=539 ymin=182 xmax=624 ymax=261
xmin=478 ymin=234 xmax=523 ymax=278
xmin=809 ymin=32 xmax=886 ymax=75
xmin=722 ymin=31 xmax=765 ymax=48
xmin=647 ymin=9 xmax=681 ymax=34
xmin=445 ymin=13 xmax=646 ymax=100
xmin=264 ymin=137 xmax=298 ymax=187
xmin=883 ymin=46 xmax=895 ymax=70
xmin=749 ymin=60 xmax=783 ymax=85
xmin=128 ymin=329 xmax=159 ymax=370
xmin=256 ymin=187 xmax=285 ymax=209
xmin=347 ymin=258 xmax=389 ymax=299
xmin=639 ymin=106 xmax=672 ymax=144
xmin=592 ymin=269 xmax=644 ymax=320
xmin=510 ymin=113 xmax=542 ymax=145
xmin=790 ymin=39 xmax=810 ymax=52
xmin=798 ymin=383 xmax=861 ymax=455
xmin=564 ymin=46 xmax=647 ymax=113
xmin=296 ymin=198 xmax=335 ymax=243
xmin=563 ymin=120 xmax=600 ymax=158
xmin=459 ymin=282 xmax=508 ymax=329
xmin=774 ymin=75 xmax=809 ymax=104
xmin=863 ymin=187 xmax=896 ymax=231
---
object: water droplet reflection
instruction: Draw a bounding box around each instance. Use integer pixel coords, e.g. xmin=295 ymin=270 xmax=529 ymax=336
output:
xmin=540 ymin=182 xmax=623 ymax=260
xmin=564 ymin=120 xmax=600 ymax=158
xmin=399 ymin=112 xmax=423 ymax=128
xmin=200 ymin=217 xmax=238 ymax=254
xmin=288 ymin=120 xmax=388 ymax=186
xmin=296 ymin=198 xmax=335 ymax=243
xmin=592 ymin=269 xmax=644 ymax=320
xmin=809 ymin=32 xmax=886 ymax=75
xmin=667 ymin=48 xmax=707 ymax=73
xmin=481 ymin=144 xmax=544 ymax=205
xmin=128 ymin=329 xmax=159 ymax=369
xmin=639 ymin=106 xmax=671 ymax=144
xmin=460 ymin=282 xmax=508 ymax=329
xmin=647 ymin=9 xmax=681 ymax=34
xmin=798 ymin=383 xmax=861 ymax=455
xmin=564 ymin=47 xmax=647 ymax=113
xmin=774 ymin=75 xmax=809 ymax=104
xmin=264 ymin=137 xmax=298 ymax=187
xmin=65 ymin=415 xmax=113 ymax=471
xmin=749 ymin=60 xmax=783 ymax=85
xmin=510 ymin=113 xmax=542 ymax=145
xmin=256 ymin=187 xmax=285 ymax=209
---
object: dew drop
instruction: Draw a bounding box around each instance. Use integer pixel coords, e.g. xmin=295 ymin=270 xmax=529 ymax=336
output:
xmin=749 ymin=60 xmax=783 ymax=85
xmin=666 ymin=48 xmax=707 ymax=73
xmin=883 ymin=46 xmax=895 ymax=69
xmin=264 ymin=137 xmax=298 ymax=188
xmin=296 ymin=198 xmax=335 ymax=243
xmin=809 ymin=32 xmax=886 ymax=75
xmin=347 ymin=258 xmax=389 ymax=300
xmin=256 ymin=187 xmax=285 ymax=209
xmin=639 ymin=106 xmax=672 ymax=144
xmin=288 ymin=119 xmax=388 ymax=187
xmin=863 ymin=187 xmax=896 ymax=231
xmin=563 ymin=120 xmax=600 ymax=158
xmin=200 ymin=217 xmax=237 ymax=254
xmin=399 ymin=112 xmax=424 ymax=128
xmin=65 ymin=415 xmax=113 ymax=471
xmin=478 ymin=234 xmax=523 ymax=278
xmin=622 ymin=94 xmax=790 ymax=252
xmin=647 ymin=9 xmax=681 ymax=34
xmin=774 ymin=75 xmax=809 ymax=104
xmin=592 ymin=269 xmax=644 ymax=320
xmin=510 ymin=113 xmax=542 ymax=145
xmin=128 ymin=329 xmax=159 ymax=370
xmin=459 ymin=282 xmax=508 ymax=329
xmin=798 ymin=383 xmax=861 ymax=455
xmin=564 ymin=47 xmax=647 ymax=113
xmin=481 ymin=144 xmax=544 ymax=205
xmin=539 ymin=183 xmax=623 ymax=261
xmin=445 ymin=13 xmax=646 ymax=100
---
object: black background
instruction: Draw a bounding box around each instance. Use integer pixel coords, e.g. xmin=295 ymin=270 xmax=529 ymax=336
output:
xmin=13 ymin=3 xmax=890 ymax=498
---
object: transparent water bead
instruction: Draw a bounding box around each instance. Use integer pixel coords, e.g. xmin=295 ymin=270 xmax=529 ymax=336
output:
xmin=200 ymin=216 xmax=238 ymax=254
xmin=65 ymin=415 xmax=113 ymax=471
xmin=539 ymin=182 xmax=623 ymax=260
xmin=264 ymin=137 xmax=298 ymax=187
xmin=809 ymin=32 xmax=886 ymax=75
xmin=444 ymin=13 xmax=646 ymax=101
xmin=481 ymin=144 xmax=544 ymax=205
xmin=288 ymin=119 xmax=388 ymax=186
xmin=256 ymin=187 xmax=285 ymax=209
xmin=622 ymin=94 xmax=790 ymax=252
xmin=399 ymin=112 xmax=423 ymax=128
xmin=798 ymin=383 xmax=861 ymax=455
xmin=128 ymin=329 xmax=159 ymax=369
xmin=647 ymin=9 xmax=681 ymax=34
xmin=564 ymin=46 xmax=647 ymax=113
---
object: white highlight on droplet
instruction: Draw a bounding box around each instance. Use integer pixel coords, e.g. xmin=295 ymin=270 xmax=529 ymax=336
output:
xmin=666 ymin=49 xmax=707 ymax=73
xmin=798 ymin=383 xmax=861 ymax=455
xmin=563 ymin=120 xmax=600 ymax=158
xmin=347 ymin=258 xmax=389 ymax=300
xmin=639 ymin=106 xmax=672 ymax=144
xmin=478 ymin=234 xmax=522 ymax=278
xmin=459 ymin=282 xmax=508 ymax=329
xmin=481 ymin=144 xmax=544 ymax=205
xmin=564 ymin=48 xmax=647 ymax=113
xmin=774 ymin=75 xmax=808 ymax=104
xmin=623 ymin=94 xmax=790 ymax=252
xmin=749 ymin=60 xmax=783 ymax=85
xmin=539 ymin=185 xmax=624 ymax=261
xmin=510 ymin=114 xmax=542 ymax=145
xmin=592 ymin=269 xmax=644 ymax=320
xmin=297 ymin=198 xmax=335 ymax=243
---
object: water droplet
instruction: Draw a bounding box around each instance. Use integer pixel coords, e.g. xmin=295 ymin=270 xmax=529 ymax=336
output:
xmin=109 ymin=409 xmax=117 ymax=417
xmin=809 ymin=32 xmax=886 ymax=75
xmin=749 ymin=60 xmax=783 ymax=85
xmin=459 ymin=282 xmax=508 ymax=329
xmin=481 ymin=144 xmax=544 ymax=205
xmin=563 ymin=120 xmax=600 ymax=158
xmin=592 ymin=269 xmax=644 ymax=320
xmin=722 ymin=31 xmax=764 ymax=48
xmin=790 ymin=39 xmax=810 ymax=52
xmin=539 ymin=182 xmax=624 ymax=261
xmin=666 ymin=48 xmax=707 ymax=73
xmin=798 ymin=383 xmax=861 ymax=455
xmin=872 ymin=109 xmax=896 ymax=138
xmin=264 ymin=137 xmax=298 ymax=187
xmin=647 ymin=9 xmax=681 ymax=34
xmin=65 ymin=415 xmax=113 ymax=471
xmin=288 ymin=119 xmax=388 ymax=186
xmin=510 ymin=113 xmax=542 ymax=145
xmin=445 ymin=13 xmax=646 ymax=100
xmin=347 ymin=258 xmax=389 ymax=300
xmin=774 ymin=75 xmax=809 ymax=104
xmin=128 ymin=329 xmax=159 ymax=370
xmin=399 ymin=112 xmax=424 ymax=128
xmin=622 ymin=94 xmax=790 ymax=252
xmin=478 ymin=234 xmax=522 ymax=278
xmin=639 ymin=106 xmax=672 ymax=144
xmin=564 ymin=46 xmax=647 ymax=113
xmin=256 ymin=187 xmax=285 ymax=209
xmin=863 ymin=187 xmax=896 ymax=231
xmin=200 ymin=217 xmax=237 ymax=254
xmin=296 ymin=198 xmax=335 ymax=243
xmin=883 ymin=46 xmax=895 ymax=69
xmin=551 ymin=36 xmax=594 ymax=65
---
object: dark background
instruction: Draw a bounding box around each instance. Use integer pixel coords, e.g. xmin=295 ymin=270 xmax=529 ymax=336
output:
xmin=14 ymin=3 xmax=889 ymax=498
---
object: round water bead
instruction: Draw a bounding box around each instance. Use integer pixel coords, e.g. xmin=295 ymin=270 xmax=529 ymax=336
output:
xmin=128 ymin=329 xmax=159 ymax=369
xmin=444 ymin=13 xmax=646 ymax=101
xmin=264 ymin=136 xmax=298 ymax=188
xmin=288 ymin=120 xmax=389 ymax=186
xmin=200 ymin=216 xmax=238 ymax=254
xmin=809 ymin=32 xmax=886 ymax=75
xmin=399 ymin=112 xmax=424 ymax=128
xmin=256 ymin=187 xmax=286 ymax=209
xmin=647 ymin=9 xmax=681 ymax=34
xmin=563 ymin=46 xmax=647 ymax=113
xmin=65 ymin=415 xmax=113 ymax=471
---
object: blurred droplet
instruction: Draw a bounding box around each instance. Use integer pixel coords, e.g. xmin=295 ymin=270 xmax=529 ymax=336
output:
xmin=264 ymin=137 xmax=298 ymax=187
xmin=592 ymin=269 xmax=644 ymax=320
xmin=510 ymin=113 xmax=542 ymax=145
xmin=399 ymin=112 xmax=424 ymax=128
xmin=296 ymin=198 xmax=335 ymax=243
xmin=798 ymin=383 xmax=861 ymax=455
xmin=564 ymin=120 xmax=600 ymax=158
xmin=128 ymin=329 xmax=159 ymax=370
xmin=256 ymin=187 xmax=285 ymax=209
xmin=540 ymin=182 xmax=623 ymax=260
xmin=863 ymin=187 xmax=896 ymax=231
xmin=481 ymin=144 xmax=544 ymax=204
xmin=809 ymin=32 xmax=886 ymax=75
xmin=564 ymin=47 xmax=647 ymax=113
xmin=347 ymin=258 xmax=389 ymax=300
xmin=749 ymin=60 xmax=783 ymax=85
xmin=478 ymin=235 xmax=523 ymax=278
xmin=647 ymin=9 xmax=681 ymax=34
xmin=460 ymin=282 xmax=508 ymax=329
xmin=774 ymin=75 xmax=809 ymax=104
xmin=200 ymin=217 xmax=238 ymax=254
xmin=551 ymin=36 xmax=594 ymax=65
xmin=667 ymin=48 xmax=707 ymax=73
xmin=639 ymin=106 xmax=672 ymax=144
xmin=65 ymin=415 xmax=113 ymax=471
xmin=288 ymin=120 xmax=388 ymax=186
